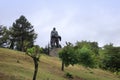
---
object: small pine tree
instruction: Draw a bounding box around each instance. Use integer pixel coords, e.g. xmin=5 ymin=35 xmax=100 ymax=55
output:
xmin=10 ymin=15 xmax=37 ymax=51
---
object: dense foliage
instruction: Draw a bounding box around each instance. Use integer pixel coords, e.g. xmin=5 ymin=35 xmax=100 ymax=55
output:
xmin=9 ymin=15 xmax=37 ymax=51
xmin=0 ymin=15 xmax=37 ymax=52
xmin=59 ymin=41 xmax=120 ymax=73
xmin=75 ymin=41 xmax=99 ymax=55
xmin=59 ymin=42 xmax=78 ymax=71
xmin=100 ymin=44 xmax=120 ymax=73
xmin=76 ymin=46 xmax=96 ymax=68
xmin=59 ymin=41 xmax=98 ymax=71
xmin=0 ymin=25 xmax=9 ymax=47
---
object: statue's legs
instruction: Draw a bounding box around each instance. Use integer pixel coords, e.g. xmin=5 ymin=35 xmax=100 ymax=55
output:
xmin=51 ymin=38 xmax=55 ymax=48
xmin=55 ymin=39 xmax=59 ymax=48
xmin=51 ymin=36 xmax=61 ymax=48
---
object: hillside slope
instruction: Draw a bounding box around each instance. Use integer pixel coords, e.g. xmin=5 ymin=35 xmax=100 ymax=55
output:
xmin=0 ymin=48 xmax=119 ymax=80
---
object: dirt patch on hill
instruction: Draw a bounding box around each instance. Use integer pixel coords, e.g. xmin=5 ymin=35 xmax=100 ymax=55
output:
xmin=0 ymin=72 xmax=12 ymax=80
xmin=74 ymin=76 xmax=85 ymax=80
xmin=0 ymin=72 xmax=30 ymax=80
xmin=64 ymin=75 xmax=85 ymax=80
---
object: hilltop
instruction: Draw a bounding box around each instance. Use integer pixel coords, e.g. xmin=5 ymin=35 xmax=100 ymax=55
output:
xmin=0 ymin=48 xmax=119 ymax=80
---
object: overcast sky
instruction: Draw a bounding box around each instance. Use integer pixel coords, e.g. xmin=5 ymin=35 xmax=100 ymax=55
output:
xmin=1 ymin=0 xmax=120 ymax=47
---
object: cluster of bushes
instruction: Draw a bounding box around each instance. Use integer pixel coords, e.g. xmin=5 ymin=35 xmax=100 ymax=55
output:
xmin=59 ymin=41 xmax=120 ymax=74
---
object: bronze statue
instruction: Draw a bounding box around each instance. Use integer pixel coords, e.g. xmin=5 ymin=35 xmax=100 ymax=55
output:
xmin=50 ymin=27 xmax=61 ymax=48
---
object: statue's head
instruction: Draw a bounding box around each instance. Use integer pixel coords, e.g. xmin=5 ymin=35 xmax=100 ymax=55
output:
xmin=53 ymin=27 xmax=56 ymax=31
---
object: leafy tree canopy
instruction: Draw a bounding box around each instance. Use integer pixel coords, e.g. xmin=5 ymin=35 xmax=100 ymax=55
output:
xmin=9 ymin=15 xmax=37 ymax=51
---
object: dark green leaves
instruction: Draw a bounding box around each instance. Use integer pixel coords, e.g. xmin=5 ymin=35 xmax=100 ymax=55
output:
xmin=101 ymin=44 xmax=120 ymax=73
xmin=59 ymin=41 xmax=98 ymax=71
xmin=59 ymin=42 xmax=77 ymax=67
xmin=9 ymin=15 xmax=37 ymax=51
xmin=76 ymin=46 xmax=96 ymax=68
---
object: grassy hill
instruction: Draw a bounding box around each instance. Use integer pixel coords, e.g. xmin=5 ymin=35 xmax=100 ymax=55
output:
xmin=0 ymin=48 xmax=119 ymax=80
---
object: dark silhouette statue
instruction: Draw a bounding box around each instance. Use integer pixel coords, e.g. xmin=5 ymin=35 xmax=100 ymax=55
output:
xmin=50 ymin=27 xmax=61 ymax=48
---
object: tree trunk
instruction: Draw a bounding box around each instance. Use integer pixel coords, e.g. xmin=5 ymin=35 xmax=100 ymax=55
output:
xmin=48 ymin=43 xmax=50 ymax=55
xmin=33 ymin=58 xmax=38 ymax=80
xmin=21 ymin=37 xmax=24 ymax=52
xmin=61 ymin=60 xmax=64 ymax=71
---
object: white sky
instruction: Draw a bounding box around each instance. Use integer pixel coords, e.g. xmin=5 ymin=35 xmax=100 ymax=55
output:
xmin=0 ymin=0 xmax=120 ymax=47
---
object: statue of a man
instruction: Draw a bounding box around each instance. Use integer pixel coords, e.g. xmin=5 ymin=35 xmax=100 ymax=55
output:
xmin=51 ymin=27 xmax=58 ymax=38
xmin=50 ymin=27 xmax=61 ymax=48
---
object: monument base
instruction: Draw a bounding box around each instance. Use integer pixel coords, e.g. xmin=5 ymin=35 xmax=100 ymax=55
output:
xmin=50 ymin=48 xmax=62 ymax=57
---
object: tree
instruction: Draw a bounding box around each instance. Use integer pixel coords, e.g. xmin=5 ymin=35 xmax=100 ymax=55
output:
xmin=26 ymin=45 xmax=42 ymax=80
xmin=9 ymin=27 xmax=15 ymax=49
xmin=42 ymin=43 xmax=50 ymax=55
xmin=75 ymin=41 xmax=99 ymax=55
xmin=0 ymin=25 xmax=9 ymax=48
xmin=59 ymin=42 xmax=78 ymax=71
xmin=75 ymin=46 xmax=96 ymax=68
xmin=59 ymin=41 xmax=98 ymax=71
xmin=101 ymin=44 xmax=120 ymax=73
xmin=10 ymin=15 xmax=37 ymax=51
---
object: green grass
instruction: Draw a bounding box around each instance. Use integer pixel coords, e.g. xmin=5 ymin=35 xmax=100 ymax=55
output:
xmin=0 ymin=48 xmax=120 ymax=80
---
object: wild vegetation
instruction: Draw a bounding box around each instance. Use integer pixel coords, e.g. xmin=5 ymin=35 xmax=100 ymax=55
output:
xmin=59 ymin=41 xmax=120 ymax=74
xmin=0 ymin=48 xmax=120 ymax=80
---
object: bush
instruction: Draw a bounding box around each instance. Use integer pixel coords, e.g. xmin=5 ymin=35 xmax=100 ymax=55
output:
xmin=76 ymin=46 xmax=96 ymax=68
xmin=101 ymin=44 xmax=120 ymax=73
xmin=59 ymin=42 xmax=78 ymax=71
xmin=65 ymin=72 xmax=73 ymax=79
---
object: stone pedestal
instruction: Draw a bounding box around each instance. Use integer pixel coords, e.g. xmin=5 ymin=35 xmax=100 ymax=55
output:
xmin=50 ymin=48 xmax=61 ymax=57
